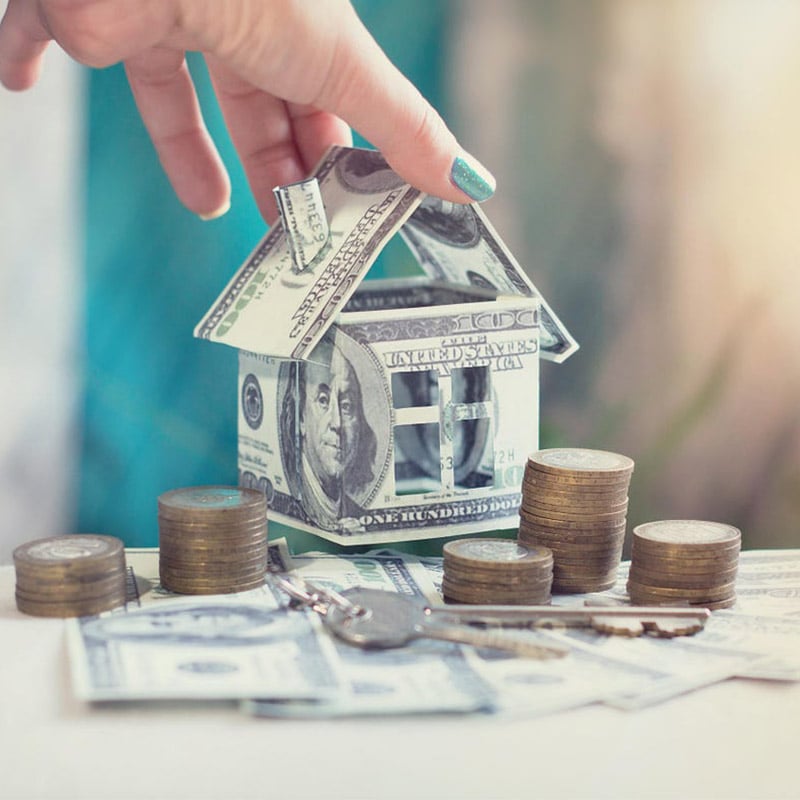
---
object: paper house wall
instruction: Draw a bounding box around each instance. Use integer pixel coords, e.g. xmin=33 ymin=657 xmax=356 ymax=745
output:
xmin=196 ymin=146 xmax=577 ymax=546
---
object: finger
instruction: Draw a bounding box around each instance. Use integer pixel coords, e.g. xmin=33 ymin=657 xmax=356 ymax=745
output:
xmin=0 ymin=0 xmax=51 ymax=90
xmin=314 ymin=10 xmax=496 ymax=204
xmin=286 ymin=100 xmax=352 ymax=175
xmin=125 ymin=46 xmax=230 ymax=219
xmin=207 ymin=57 xmax=349 ymax=224
xmin=186 ymin=0 xmax=494 ymax=204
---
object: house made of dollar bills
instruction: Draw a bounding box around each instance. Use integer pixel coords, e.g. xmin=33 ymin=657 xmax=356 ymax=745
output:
xmin=196 ymin=146 xmax=577 ymax=546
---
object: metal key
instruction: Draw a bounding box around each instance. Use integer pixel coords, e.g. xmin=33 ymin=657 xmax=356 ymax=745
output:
xmin=426 ymin=599 xmax=710 ymax=638
xmin=323 ymin=588 xmax=710 ymax=657
xmin=323 ymin=587 xmax=568 ymax=659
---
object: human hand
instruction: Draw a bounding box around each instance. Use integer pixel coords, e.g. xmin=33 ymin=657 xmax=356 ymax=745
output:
xmin=0 ymin=0 xmax=495 ymax=222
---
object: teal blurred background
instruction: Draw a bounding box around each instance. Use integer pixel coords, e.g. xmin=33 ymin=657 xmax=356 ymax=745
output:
xmin=2 ymin=0 xmax=798 ymax=561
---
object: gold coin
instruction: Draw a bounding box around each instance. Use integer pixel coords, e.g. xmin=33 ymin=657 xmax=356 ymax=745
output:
xmin=519 ymin=509 xmax=628 ymax=530
xmin=157 ymin=485 xmax=267 ymax=519
xmin=518 ymin=517 xmax=628 ymax=537
xmin=518 ymin=527 xmax=626 ymax=548
xmin=159 ymin=558 xmax=267 ymax=577
xmin=443 ymin=562 xmax=552 ymax=584
xmin=626 ymin=579 xmax=737 ymax=601
xmin=628 ymin=569 xmax=736 ymax=589
xmin=552 ymin=577 xmax=617 ymax=594
xmin=523 ymin=470 xmax=632 ymax=491
xmin=522 ymin=500 xmax=630 ymax=519
xmin=628 ymin=561 xmax=739 ymax=580
xmin=159 ymin=539 xmax=269 ymax=562
xmin=15 ymin=571 xmax=127 ymax=599
xmin=441 ymin=575 xmax=551 ymax=595
xmin=159 ymin=574 xmax=266 ymax=595
xmin=13 ymin=535 xmax=125 ymax=574
xmin=630 ymin=547 xmax=739 ymax=569
xmin=522 ymin=474 xmax=630 ymax=495
xmin=15 ymin=589 xmax=127 ymax=618
xmin=443 ymin=538 xmax=553 ymax=571
xmin=441 ymin=580 xmax=552 ymax=605
xmin=528 ymin=448 xmax=634 ymax=475
xmin=632 ymin=520 xmax=740 ymax=548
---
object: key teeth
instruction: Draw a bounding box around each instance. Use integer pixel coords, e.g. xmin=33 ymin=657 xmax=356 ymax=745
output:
xmin=591 ymin=618 xmax=645 ymax=637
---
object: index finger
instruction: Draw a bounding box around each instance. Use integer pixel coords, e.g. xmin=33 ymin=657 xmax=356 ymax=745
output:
xmin=310 ymin=6 xmax=495 ymax=203
xmin=0 ymin=0 xmax=51 ymax=90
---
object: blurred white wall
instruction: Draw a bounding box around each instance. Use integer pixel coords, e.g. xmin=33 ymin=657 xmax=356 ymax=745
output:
xmin=0 ymin=40 xmax=82 ymax=563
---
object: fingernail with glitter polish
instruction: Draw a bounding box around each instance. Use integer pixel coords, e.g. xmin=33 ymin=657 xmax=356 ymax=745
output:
xmin=450 ymin=153 xmax=496 ymax=202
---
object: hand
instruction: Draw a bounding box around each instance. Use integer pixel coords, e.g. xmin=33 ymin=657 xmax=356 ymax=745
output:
xmin=0 ymin=0 xmax=495 ymax=222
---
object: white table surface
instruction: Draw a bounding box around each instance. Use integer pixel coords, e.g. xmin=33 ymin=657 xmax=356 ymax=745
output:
xmin=1 ymin=560 xmax=798 ymax=800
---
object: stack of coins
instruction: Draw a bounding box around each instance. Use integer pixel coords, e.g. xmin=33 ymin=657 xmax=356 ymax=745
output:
xmin=442 ymin=538 xmax=553 ymax=605
xmin=518 ymin=448 xmax=634 ymax=593
xmin=14 ymin=535 xmax=127 ymax=617
xmin=628 ymin=520 xmax=741 ymax=609
xmin=158 ymin=486 xmax=268 ymax=595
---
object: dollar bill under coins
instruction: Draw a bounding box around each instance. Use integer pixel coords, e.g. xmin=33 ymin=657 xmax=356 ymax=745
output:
xmin=628 ymin=520 xmax=741 ymax=609
xmin=517 ymin=448 xmax=634 ymax=593
xmin=157 ymin=486 xmax=269 ymax=594
xmin=13 ymin=534 xmax=127 ymax=617
xmin=442 ymin=537 xmax=554 ymax=604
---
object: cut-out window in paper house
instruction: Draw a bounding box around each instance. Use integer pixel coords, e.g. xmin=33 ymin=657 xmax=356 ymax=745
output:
xmin=196 ymin=146 xmax=578 ymax=545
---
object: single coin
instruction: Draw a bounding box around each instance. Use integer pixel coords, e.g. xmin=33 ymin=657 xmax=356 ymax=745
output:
xmin=551 ymin=578 xmax=617 ymax=594
xmin=442 ymin=571 xmax=553 ymax=593
xmin=528 ymin=448 xmax=634 ymax=476
xmin=519 ymin=508 xmax=628 ymax=529
xmin=442 ymin=562 xmax=552 ymax=585
xmin=157 ymin=518 xmax=268 ymax=533
xmin=441 ymin=581 xmax=552 ymax=605
xmin=628 ymin=565 xmax=738 ymax=589
xmin=523 ymin=468 xmax=632 ymax=489
xmin=518 ymin=519 xmax=628 ymax=538
xmin=632 ymin=520 xmax=740 ymax=549
xmin=160 ymin=574 xmax=266 ymax=595
xmin=626 ymin=579 xmax=737 ymax=601
xmin=15 ymin=590 xmax=127 ymax=618
xmin=13 ymin=535 xmax=125 ymax=574
xmin=519 ymin=497 xmax=629 ymax=517
xmin=443 ymin=538 xmax=553 ymax=571
xmin=157 ymin=486 xmax=267 ymax=519
xmin=520 ymin=482 xmax=630 ymax=502
xmin=522 ymin=473 xmax=631 ymax=494
xmin=630 ymin=548 xmax=740 ymax=570
xmin=158 ymin=542 xmax=268 ymax=559
xmin=15 ymin=571 xmax=127 ymax=599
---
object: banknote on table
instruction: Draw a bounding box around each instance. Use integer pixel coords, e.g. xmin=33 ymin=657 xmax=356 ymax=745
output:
xmin=249 ymin=548 xmax=497 ymax=717
xmin=413 ymin=547 xmax=800 ymax=712
xmin=68 ymin=545 xmax=800 ymax=714
xmin=69 ymin=542 xmax=496 ymax=714
xmin=66 ymin=594 xmax=341 ymax=702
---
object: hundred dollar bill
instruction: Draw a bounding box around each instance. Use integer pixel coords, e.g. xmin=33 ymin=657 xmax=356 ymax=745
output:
xmin=66 ymin=595 xmax=341 ymax=702
xmin=68 ymin=547 xmax=800 ymax=714
xmin=237 ymin=304 xmax=539 ymax=542
xmin=273 ymin=178 xmax=330 ymax=272
xmin=400 ymin=196 xmax=577 ymax=362
xmin=248 ymin=549 xmax=496 ymax=717
xmin=195 ymin=147 xmax=423 ymax=361
xmin=196 ymin=146 xmax=576 ymax=364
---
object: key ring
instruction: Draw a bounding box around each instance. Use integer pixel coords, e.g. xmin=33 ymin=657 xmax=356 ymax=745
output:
xmin=267 ymin=571 xmax=366 ymax=619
